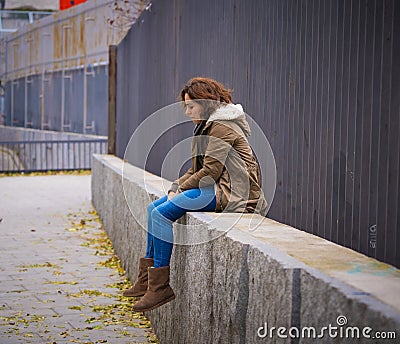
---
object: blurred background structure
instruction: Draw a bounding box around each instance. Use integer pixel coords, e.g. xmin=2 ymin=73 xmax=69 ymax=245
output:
xmin=1 ymin=0 xmax=146 ymax=135
xmin=0 ymin=0 xmax=146 ymax=171
xmin=2 ymin=0 xmax=81 ymax=11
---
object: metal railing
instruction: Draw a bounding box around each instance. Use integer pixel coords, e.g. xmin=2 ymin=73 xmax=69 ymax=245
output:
xmin=0 ymin=139 xmax=107 ymax=172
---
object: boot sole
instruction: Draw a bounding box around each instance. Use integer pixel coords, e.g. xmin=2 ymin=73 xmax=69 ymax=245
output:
xmin=123 ymin=291 xmax=146 ymax=298
xmin=132 ymin=295 xmax=176 ymax=312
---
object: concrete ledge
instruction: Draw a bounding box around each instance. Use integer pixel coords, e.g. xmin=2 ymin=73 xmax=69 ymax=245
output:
xmin=92 ymin=154 xmax=400 ymax=343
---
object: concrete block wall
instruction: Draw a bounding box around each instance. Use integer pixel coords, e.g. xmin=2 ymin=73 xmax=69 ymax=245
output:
xmin=92 ymin=154 xmax=400 ymax=344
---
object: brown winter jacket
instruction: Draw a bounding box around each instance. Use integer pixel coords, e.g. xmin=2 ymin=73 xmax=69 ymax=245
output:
xmin=169 ymin=104 xmax=268 ymax=215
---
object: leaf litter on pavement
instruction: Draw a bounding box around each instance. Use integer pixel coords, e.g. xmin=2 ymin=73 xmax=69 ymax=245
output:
xmin=0 ymin=207 xmax=158 ymax=344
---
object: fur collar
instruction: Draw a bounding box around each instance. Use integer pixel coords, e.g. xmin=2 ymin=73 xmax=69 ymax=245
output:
xmin=207 ymin=103 xmax=251 ymax=137
xmin=207 ymin=103 xmax=244 ymax=122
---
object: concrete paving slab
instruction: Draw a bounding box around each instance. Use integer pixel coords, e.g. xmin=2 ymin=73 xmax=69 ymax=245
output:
xmin=0 ymin=174 xmax=156 ymax=343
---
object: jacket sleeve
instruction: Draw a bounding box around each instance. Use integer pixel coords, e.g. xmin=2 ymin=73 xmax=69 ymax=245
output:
xmin=168 ymin=166 xmax=194 ymax=193
xmin=178 ymin=122 xmax=236 ymax=191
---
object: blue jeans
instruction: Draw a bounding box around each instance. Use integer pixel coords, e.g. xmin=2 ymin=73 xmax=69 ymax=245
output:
xmin=145 ymin=187 xmax=216 ymax=267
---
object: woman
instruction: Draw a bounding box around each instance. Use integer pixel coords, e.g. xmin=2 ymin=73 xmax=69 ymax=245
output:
xmin=124 ymin=77 xmax=267 ymax=312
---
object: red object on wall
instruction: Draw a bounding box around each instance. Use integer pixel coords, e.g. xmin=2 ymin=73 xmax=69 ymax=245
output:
xmin=60 ymin=0 xmax=87 ymax=10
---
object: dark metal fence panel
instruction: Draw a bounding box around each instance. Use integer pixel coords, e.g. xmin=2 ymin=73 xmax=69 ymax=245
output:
xmin=87 ymin=64 xmax=109 ymax=135
xmin=0 ymin=139 xmax=107 ymax=172
xmin=115 ymin=0 xmax=400 ymax=267
xmin=46 ymin=71 xmax=63 ymax=131
xmin=4 ymin=66 xmax=108 ymax=136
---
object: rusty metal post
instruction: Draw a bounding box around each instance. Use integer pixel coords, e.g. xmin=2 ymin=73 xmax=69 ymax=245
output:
xmin=108 ymin=45 xmax=117 ymax=155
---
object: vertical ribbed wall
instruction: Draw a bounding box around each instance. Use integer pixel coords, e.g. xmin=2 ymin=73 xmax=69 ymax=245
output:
xmin=116 ymin=0 xmax=400 ymax=267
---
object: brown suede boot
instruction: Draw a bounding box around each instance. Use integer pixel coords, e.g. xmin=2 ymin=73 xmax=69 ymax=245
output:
xmin=123 ymin=257 xmax=154 ymax=297
xmin=132 ymin=266 xmax=175 ymax=312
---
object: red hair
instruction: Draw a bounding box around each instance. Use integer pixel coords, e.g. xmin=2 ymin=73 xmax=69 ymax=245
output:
xmin=179 ymin=77 xmax=232 ymax=103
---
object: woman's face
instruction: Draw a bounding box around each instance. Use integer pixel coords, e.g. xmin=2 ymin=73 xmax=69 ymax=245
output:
xmin=184 ymin=93 xmax=203 ymax=124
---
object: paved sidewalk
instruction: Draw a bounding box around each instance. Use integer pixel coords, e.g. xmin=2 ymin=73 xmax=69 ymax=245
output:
xmin=0 ymin=174 xmax=155 ymax=344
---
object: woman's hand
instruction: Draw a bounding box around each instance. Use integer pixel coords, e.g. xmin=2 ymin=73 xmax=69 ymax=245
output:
xmin=168 ymin=191 xmax=177 ymax=200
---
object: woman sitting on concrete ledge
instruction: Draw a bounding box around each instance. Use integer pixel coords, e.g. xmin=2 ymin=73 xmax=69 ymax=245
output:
xmin=124 ymin=77 xmax=268 ymax=312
